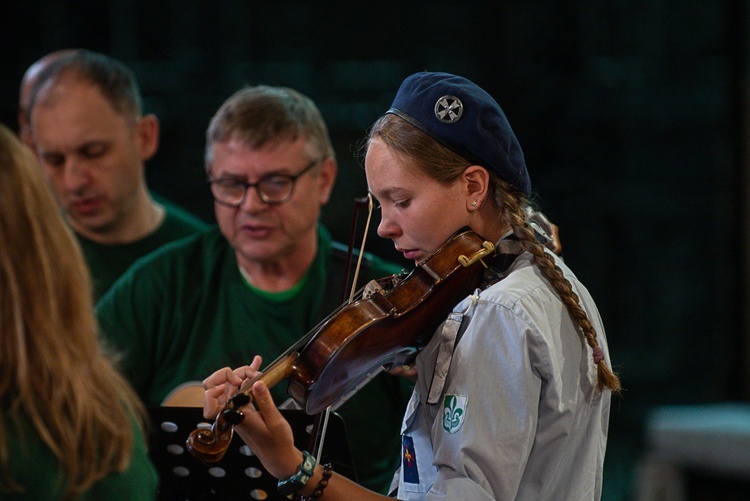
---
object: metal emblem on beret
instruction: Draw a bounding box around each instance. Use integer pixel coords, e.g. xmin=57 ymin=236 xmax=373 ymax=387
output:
xmin=434 ymin=95 xmax=463 ymax=123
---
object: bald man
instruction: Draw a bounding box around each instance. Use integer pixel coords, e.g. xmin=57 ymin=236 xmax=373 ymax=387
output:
xmin=25 ymin=50 xmax=208 ymax=299
xmin=18 ymin=49 xmax=83 ymax=149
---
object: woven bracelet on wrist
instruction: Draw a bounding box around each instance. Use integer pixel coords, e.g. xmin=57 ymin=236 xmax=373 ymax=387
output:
xmin=299 ymin=463 xmax=332 ymax=500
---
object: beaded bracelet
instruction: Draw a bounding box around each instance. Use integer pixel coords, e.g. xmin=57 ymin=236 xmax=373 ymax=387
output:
xmin=299 ymin=463 xmax=332 ymax=500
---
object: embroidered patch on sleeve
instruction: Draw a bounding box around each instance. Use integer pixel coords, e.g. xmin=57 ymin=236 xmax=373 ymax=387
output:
xmin=442 ymin=394 xmax=468 ymax=434
xmin=402 ymin=435 xmax=420 ymax=484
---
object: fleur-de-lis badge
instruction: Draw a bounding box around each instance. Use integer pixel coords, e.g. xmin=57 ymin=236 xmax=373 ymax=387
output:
xmin=442 ymin=394 xmax=468 ymax=433
xmin=434 ymin=95 xmax=463 ymax=123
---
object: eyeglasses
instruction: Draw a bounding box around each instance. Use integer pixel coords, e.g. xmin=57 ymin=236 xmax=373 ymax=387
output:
xmin=208 ymin=158 xmax=323 ymax=207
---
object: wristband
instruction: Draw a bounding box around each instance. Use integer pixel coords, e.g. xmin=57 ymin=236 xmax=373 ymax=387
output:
xmin=300 ymin=463 xmax=332 ymax=500
xmin=277 ymin=450 xmax=316 ymax=496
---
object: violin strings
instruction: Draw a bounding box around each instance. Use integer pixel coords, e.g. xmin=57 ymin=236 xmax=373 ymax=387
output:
xmin=233 ymin=281 xmax=373 ymax=397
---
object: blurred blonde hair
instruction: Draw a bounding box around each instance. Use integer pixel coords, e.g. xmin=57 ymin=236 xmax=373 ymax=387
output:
xmin=0 ymin=124 xmax=148 ymax=497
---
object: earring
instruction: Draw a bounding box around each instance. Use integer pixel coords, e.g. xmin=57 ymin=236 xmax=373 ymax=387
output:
xmin=470 ymin=200 xmax=478 ymax=207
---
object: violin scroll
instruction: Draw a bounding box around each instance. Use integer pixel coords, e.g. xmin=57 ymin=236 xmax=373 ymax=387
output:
xmin=185 ymin=355 xmax=301 ymax=463
xmin=185 ymin=411 xmax=236 ymax=463
xmin=184 ymin=391 xmax=251 ymax=463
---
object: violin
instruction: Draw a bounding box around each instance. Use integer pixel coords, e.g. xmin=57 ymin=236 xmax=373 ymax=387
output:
xmin=186 ymin=227 xmax=495 ymax=463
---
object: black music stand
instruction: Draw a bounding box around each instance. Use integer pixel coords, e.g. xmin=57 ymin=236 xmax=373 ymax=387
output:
xmin=148 ymin=406 xmax=356 ymax=500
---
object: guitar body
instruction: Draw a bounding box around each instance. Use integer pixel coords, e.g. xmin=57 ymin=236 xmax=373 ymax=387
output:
xmin=161 ymin=381 xmax=205 ymax=407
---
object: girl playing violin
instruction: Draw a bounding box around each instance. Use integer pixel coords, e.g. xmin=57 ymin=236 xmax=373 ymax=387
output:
xmin=201 ymin=72 xmax=620 ymax=500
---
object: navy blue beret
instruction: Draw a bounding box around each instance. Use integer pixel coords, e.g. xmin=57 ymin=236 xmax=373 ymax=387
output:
xmin=387 ymin=71 xmax=531 ymax=196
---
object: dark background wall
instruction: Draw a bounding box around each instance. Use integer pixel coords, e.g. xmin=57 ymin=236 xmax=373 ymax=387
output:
xmin=2 ymin=1 xmax=747 ymax=499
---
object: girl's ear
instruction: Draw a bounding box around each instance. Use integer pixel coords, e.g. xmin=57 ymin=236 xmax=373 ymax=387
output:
xmin=463 ymin=165 xmax=490 ymax=210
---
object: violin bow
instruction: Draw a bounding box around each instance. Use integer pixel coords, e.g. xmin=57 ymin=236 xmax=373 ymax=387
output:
xmin=341 ymin=194 xmax=374 ymax=302
xmin=309 ymin=193 xmax=376 ymax=462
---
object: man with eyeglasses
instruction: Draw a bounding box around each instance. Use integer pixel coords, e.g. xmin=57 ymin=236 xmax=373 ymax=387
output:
xmin=96 ymin=85 xmax=411 ymax=495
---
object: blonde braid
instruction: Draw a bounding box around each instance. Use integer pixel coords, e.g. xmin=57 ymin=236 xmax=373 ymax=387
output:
xmin=500 ymin=187 xmax=621 ymax=394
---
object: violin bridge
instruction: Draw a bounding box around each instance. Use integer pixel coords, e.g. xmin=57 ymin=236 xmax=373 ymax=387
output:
xmin=362 ymin=279 xmax=387 ymax=299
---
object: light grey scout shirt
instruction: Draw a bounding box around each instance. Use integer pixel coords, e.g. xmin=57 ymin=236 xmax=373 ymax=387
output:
xmin=395 ymin=250 xmax=612 ymax=500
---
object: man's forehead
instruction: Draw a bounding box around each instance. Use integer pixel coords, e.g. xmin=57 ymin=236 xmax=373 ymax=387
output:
xmin=33 ymin=75 xmax=101 ymax=109
xmin=32 ymin=95 xmax=133 ymax=151
xmin=210 ymin=137 xmax=315 ymax=171
xmin=32 ymin=80 xmax=135 ymax=134
xmin=223 ymin=135 xmax=313 ymax=157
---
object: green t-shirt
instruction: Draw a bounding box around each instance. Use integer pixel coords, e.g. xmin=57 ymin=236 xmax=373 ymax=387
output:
xmin=77 ymin=198 xmax=210 ymax=300
xmin=96 ymin=225 xmax=411 ymax=493
xmin=2 ymin=415 xmax=157 ymax=500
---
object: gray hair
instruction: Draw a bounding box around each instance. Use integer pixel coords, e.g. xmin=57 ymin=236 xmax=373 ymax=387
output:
xmin=205 ymin=85 xmax=334 ymax=167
